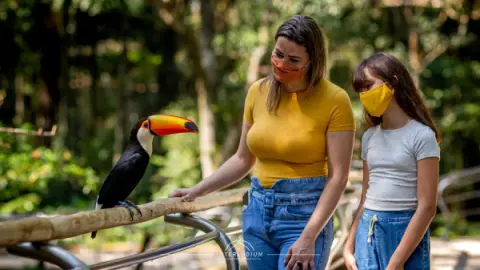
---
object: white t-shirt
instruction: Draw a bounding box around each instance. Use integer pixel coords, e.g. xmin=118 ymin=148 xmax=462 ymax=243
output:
xmin=361 ymin=120 xmax=441 ymax=211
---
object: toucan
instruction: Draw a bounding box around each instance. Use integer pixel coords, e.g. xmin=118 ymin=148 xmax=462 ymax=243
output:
xmin=91 ymin=114 xmax=198 ymax=239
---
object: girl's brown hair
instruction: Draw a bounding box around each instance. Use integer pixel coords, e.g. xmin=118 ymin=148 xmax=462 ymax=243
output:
xmin=261 ymin=15 xmax=328 ymax=113
xmin=352 ymin=52 xmax=441 ymax=143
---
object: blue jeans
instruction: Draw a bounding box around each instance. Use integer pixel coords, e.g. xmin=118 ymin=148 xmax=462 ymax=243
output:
xmin=241 ymin=176 xmax=334 ymax=270
xmin=355 ymin=208 xmax=430 ymax=270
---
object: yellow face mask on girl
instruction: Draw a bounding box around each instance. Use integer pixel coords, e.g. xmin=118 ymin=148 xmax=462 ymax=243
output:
xmin=359 ymin=83 xmax=394 ymax=117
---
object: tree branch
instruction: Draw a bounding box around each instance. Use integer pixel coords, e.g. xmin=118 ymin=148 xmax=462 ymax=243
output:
xmin=417 ymin=5 xmax=471 ymax=74
xmin=418 ymin=43 xmax=447 ymax=74
xmin=151 ymin=0 xmax=207 ymax=85
xmin=0 ymin=125 xmax=57 ymax=137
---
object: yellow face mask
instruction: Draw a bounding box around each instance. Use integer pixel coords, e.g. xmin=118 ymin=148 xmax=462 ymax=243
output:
xmin=359 ymin=83 xmax=394 ymax=117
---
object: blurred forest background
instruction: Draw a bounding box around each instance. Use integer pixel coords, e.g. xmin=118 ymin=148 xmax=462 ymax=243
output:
xmin=0 ymin=0 xmax=479 ymax=256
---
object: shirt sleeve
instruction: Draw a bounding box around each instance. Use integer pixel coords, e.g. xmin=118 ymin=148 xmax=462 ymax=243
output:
xmin=414 ymin=127 xmax=440 ymax=161
xmin=243 ymin=80 xmax=260 ymax=125
xmin=327 ymin=90 xmax=356 ymax=132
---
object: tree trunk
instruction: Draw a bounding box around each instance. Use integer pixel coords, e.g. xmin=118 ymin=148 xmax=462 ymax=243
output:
xmin=195 ymin=0 xmax=217 ymax=178
xmin=88 ymin=43 xmax=99 ymax=138
xmin=52 ymin=0 xmax=72 ymax=151
xmin=219 ymin=46 xmax=266 ymax=164
xmin=15 ymin=75 xmax=24 ymax=125
xmin=0 ymin=8 xmax=18 ymax=126
xmin=113 ymin=20 xmax=128 ymax=165
xmin=219 ymin=1 xmax=271 ymax=164
xmin=196 ymin=77 xmax=216 ymax=177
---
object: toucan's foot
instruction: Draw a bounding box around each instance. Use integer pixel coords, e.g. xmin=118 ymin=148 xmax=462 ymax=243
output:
xmin=124 ymin=200 xmax=143 ymax=217
xmin=116 ymin=201 xmax=135 ymax=220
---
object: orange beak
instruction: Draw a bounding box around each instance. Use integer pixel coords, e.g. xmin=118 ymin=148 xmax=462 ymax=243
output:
xmin=148 ymin=114 xmax=198 ymax=136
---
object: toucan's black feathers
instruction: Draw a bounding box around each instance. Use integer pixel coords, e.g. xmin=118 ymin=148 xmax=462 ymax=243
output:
xmin=129 ymin=117 xmax=148 ymax=141
xmin=97 ymin=151 xmax=148 ymax=208
xmin=91 ymin=115 xmax=197 ymax=239
xmin=91 ymin=120 xmax=151 ymax=239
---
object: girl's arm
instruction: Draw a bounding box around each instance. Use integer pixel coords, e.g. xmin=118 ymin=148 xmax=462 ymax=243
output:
xmin=343 ymin=160 xmax=370 ymax=255
xmin=388 ymin=157 xmax=439 ymax=268
xmin=300 ymin=129 xmax=355 ymax=241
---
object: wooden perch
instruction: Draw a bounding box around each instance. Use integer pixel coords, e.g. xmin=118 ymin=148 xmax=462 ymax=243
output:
xmin=0 ymin=187 xmax=249 ymax=247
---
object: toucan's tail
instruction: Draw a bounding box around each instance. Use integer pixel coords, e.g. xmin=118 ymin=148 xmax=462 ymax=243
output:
xmin=92 ymin=196 xmax=101 ymax=239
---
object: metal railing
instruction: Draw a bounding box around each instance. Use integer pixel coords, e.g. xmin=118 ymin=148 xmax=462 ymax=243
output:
xmin=3 ymin=164 xmax=367 ymax=270
xmin=4 ymin=196 xmax=361 ymax=270
xmin=6 ymin=213 xmax=243 ymax=270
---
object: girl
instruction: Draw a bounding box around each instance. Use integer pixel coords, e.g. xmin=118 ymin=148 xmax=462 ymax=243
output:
xmin=170 ymin=15 xmax=356 ymax=270
xmin=343 ymin=52 xmax=441 ymax=270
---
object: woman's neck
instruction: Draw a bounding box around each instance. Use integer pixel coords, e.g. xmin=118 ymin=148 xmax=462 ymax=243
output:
xmin=381 ymin=101 xmax=412 ymax=129
xmin=283 ymin=78 xmax=309 ymax=93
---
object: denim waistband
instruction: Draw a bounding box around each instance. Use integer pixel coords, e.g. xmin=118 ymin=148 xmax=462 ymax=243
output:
xmin=363 ymin=208 xmax=416 ymax=220
xmin=249 ymin=176 xmax=327 ymax=207
xmin=362 ymin=208 xmax=417 ymax=243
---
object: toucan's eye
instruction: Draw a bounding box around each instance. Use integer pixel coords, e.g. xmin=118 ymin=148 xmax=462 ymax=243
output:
xmin=143 ymin=122 xmax=148 ymax=128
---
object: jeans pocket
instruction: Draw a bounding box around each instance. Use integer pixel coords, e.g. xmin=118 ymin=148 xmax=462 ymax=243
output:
xmin=282 ymin=203 xmax=316 ymax=219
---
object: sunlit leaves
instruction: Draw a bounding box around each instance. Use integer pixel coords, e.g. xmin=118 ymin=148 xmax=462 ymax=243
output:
xmin=0 ymin=124 xmax=100 ymax=213
xmin=0 ymin=193 xmax=41 ymax=214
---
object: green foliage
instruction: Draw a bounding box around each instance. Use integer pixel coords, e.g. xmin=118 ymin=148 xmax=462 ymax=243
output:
xmin=431 ymin=213 xmax=480 ymax=238
xmin=149 ymin=96 xmax=200 ymax=200
xmin=0 ymin=123 xmax=100 ymax=214
xmin=421 ymin=57 xmax=480 ymax=173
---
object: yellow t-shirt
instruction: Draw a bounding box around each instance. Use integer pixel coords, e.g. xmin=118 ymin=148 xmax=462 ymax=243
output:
xmin=244 ymin=78 xmax=356 ymax=188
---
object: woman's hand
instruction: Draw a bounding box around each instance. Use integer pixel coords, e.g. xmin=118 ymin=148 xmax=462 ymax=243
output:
xmin=342 ymin=249 xmax=358 ymax=270
xmin=168 ymin=184 xmax=203 ymax=202
xmin=284 ymin=235 xmax=316 ymax=270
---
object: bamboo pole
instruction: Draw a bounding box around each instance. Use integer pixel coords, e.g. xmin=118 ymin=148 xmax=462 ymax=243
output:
xmin=0 ymin=187 xmax=249 ymax=247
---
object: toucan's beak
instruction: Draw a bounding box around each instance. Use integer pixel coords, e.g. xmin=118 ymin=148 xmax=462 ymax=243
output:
xmin=148 ymin=114 xmax=198 ymax=136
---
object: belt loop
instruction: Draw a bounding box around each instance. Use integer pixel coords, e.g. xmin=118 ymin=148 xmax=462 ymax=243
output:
xmin=264 ymin=190 xmax=275 ymax=208
xmin=368 ymin=215 xmax=378 ymax=243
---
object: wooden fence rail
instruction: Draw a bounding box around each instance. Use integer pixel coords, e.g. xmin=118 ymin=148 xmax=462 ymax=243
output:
xmin=0 ymin=187 xmax=249 ymax=247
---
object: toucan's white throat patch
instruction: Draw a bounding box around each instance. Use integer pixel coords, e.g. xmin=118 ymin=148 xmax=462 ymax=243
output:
xmin=137 ymin=128 xmax=154 ymax=156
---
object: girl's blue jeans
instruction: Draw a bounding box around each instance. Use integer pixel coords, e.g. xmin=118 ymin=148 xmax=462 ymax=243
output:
xmin=355 ymin=208 xmax=431 ymax=270
xmin=241 ymin=176 xmax=334 ymax=270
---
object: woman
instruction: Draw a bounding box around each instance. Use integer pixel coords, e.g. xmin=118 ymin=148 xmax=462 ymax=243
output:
xmin=342 ymin=52 xmax=441 ymax=270
xmin=170 ymin=15 xmax=356 ymax=270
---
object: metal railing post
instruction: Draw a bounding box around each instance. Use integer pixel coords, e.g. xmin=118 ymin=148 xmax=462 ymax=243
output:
xmin=165 ymin=213 xmax=240 ymax=270
xmin=6 ymin=242 xmax=88 ymax=270
xmin=89 ymin=231 xmax=220 ymax=270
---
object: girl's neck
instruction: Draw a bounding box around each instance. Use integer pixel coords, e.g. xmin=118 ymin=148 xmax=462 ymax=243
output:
xmin=381 ymin=101 xmax=412 ymax=130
